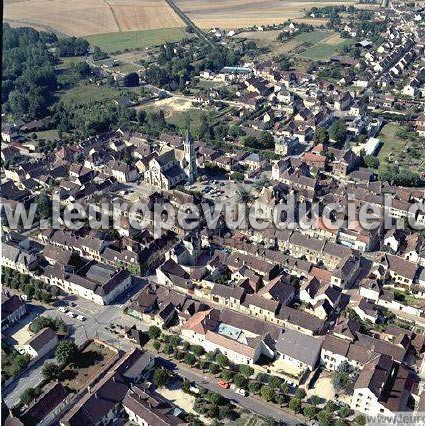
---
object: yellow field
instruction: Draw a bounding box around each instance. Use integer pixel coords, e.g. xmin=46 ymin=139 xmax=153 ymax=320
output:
xmin=4 ymin=0 xmax=184 ymax=36
xmin=175 ymin=0 xmax=356 ymax=29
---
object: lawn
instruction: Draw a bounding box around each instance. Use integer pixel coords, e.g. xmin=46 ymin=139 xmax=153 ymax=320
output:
xmin=85 ymin=27 xmax=187 ymax=54
xmin=376 ymin=122 xmax=407 ymax=171
xmin=298 ymin=33 xmax=354 ymax=60
xmin=35 ymin=129 xmax=60 ymax=141
xmin=59 ymin=83 xmax=121 ymax=106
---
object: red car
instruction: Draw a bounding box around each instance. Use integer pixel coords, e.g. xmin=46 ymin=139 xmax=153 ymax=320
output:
xmin=217 ymin=380 xmax=230 ymax=389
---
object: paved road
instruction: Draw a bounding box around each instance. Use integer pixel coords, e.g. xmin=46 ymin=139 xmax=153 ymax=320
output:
xmin=171 ymin=362 xmax=301 ymax=425
xmin=3 ymin=279 xmax=146 ymax=408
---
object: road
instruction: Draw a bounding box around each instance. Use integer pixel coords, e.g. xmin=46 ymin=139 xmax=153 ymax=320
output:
xmin=171 ymin=363 xmax=301 ymax=425
xmin=2 ymin=279 xmax=146 ymax=408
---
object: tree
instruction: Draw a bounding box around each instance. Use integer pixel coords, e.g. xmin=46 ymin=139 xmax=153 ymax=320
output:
xmin=333 ymin=361 xmax=354 ymax=392
xmin=339 ymin=406 xmax=351 ymax=418
xmin=184 ymin=353 xmax=196 ymax=366
xmin=123 ymin=72 xmax=139 ymax=87
xmin=192 ymin=345 xmax=205 ymax=357
xmin=163 ymin=343 xmax=173 ymax=355
xmin=238 ymin=364 xmax=254 ymax=378
xmin=148 ymin=325 xmax=161 ymax=340
xmin=303 ymin=406 xmax=317 ymax=419
xmin=317 ymin=410 xmax=333 ymax=426
xmin=208 ymin=392 xmax=222 ymax=405
xmin=20 ymin=388 xmax=39 ymax=406
xmin=281 ymin=383 xmax=290 ymax=396
xmin=260 ymin=385 xmax=275 ymax=402
xmin=169 ymin=335 xmax=181 ymax=347
xmin=288 ymin=398 xmax=302 ymax=413
xmin=309 ymin=394 xmax=321 ymax=406
xmin=153 ymin=368 xmax=169 ymax=388
xmin=55 ymin=340 xmax=78 ymax=365
xmin=325 ymin=400 xmax=337 ymax=413
xmin=355 ymin=415 xmax=366 ymax=425
xmin=335 ymin=420 xmax=347 ymax=426
xmin=234 ymin=373 xmax=248 ymax=389
xmin=153 ymin=340 xmax=161 ymax=351
xmin=295 ymin=388 xmax=306 ymax=400
xmin=269 ymin=376 xmax=282 ymax=390
xmin=215 ymin=354 xmax=229 ymax=368
xmin=315 ymin=127 xmax=329 ymax=145
xmin=274 ymin=393 xmax=285 ymax=405
xmin=209 ymin=363 xmax=220 ymax=374
xmin=329 ymin=119 xmax=347 ymax=143
xmin=260 ymin=131 xmax=274 ymax=149
xmin=41 ymin=362 xmax=61 ymax=381
xmin=364 ymin=155 xmax=379 ymax=169
xmin=221 ymin=369 xmax=234 ymax=382
xmin=248 ymin=381 xmax=261 ymax=394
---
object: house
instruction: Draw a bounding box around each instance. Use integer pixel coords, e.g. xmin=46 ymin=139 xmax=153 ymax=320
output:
xmin=275 ymin=329 xmax=322 ymax=379
xmin=21 ymin=382 xmax=69 ymax=424
xmin=123 ymin=386 xmax=186 ymax=425
xmin=1 ymin=295 xmax=27 ymax=329
xmin=61 ymin=348 xmax=153 ymax=425
xmin=351 ymin=354 xmax=414 ymax=416
xmin=20 ymin=328 xmax=58 ymax=360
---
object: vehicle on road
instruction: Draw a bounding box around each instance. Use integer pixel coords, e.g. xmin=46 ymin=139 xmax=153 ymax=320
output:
xmin=236 ymin=388 xmax=247 ymax=396
xmin=58 ymin=307 xmax=68 ymax=313
xmin=217 ymin=380 xmax=229 ymax=389
xmin=66 ymin=311 xmax=75 ymax=318
xmin=76 ymin=315 xmax=86 ymax=321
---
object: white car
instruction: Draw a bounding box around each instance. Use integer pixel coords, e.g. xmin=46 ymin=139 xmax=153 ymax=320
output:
xmin=58 ymin=307 xmax=68 ymax=313
xmin=236 ymin=388 xmax=247 ymax=396
xmin=66 ymin=311 xmax=75 ymax=318
xmin=76 ymin=315 xmax=86 ymax=321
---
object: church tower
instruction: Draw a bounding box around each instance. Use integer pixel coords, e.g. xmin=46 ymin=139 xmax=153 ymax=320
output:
xmin=184 ymin=129 xmax=197 ymax=183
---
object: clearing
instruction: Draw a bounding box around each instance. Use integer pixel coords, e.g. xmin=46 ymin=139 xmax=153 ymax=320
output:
xmin=175 ymin=0 xmax=357 ymax=29
xmin=84 ymin=27 xmax=188 ymax=54
xmin=4 ymin=0 xmax=183 ymax=36
xmin=377 ymin=122 xmax=411 ymax=171
xmin=59 ymin=83 xmax=122 ymax=106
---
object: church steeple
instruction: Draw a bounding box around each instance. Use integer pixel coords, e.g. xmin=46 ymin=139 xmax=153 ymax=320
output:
xmin=184 ymin=129 xmax=197 ymax=183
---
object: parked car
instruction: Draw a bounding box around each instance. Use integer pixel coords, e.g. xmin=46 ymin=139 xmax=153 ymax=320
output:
xmin=76 ymin=315 xmax=86 ymax=321
xmin=236 ymin=388 xmax=247 ymax=396
xmin=217 ymin=380 xmax=229 ymax=389
xmin=189 ymin=384 xmax=200 ymax=394
xmin=66 ymin=311 xmax=75 ymax=318
xmin=58 ymin=307 xmax=68 ymax=313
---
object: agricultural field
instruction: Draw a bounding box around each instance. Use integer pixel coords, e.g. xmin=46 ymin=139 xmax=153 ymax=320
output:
xmin=4 ymin=0 xmax=183 ymax=36
xmin=84 ymin=27 xmax=188 ymax=53
xmin=175 ymin=0 xmax=356 ymax=29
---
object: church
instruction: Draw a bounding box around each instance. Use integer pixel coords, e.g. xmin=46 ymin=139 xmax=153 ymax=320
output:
xmin=144 ymin=131 xmax=197 ymax=190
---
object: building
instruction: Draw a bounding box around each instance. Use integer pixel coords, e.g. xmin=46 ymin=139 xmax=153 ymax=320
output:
xmin=275 ymin=328 xmax=322 ymax=379
xmin=123 ymin=386 xmax=186 ymax=425
xmin=351 ymin=354 xmax=414 ymax=416
xmin=1 ymin=295 xmax=27 ymax=329
xmin=20 ymin=327 xmax=58 ymax=360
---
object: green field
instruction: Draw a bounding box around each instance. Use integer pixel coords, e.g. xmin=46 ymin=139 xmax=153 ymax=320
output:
xmin=85 ymin=27 xmax=187 ymax=54
xmin=293 ymin=31 xmax=331 ymax=44
xmin=59 ymin=83 xmax=121 ymax=105
xmin=377 ymin=122 xmax=410 ymax=170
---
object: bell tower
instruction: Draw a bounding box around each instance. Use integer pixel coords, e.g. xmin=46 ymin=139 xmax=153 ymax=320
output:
xmin=184 ymin=129 xmax=197 ymax=183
